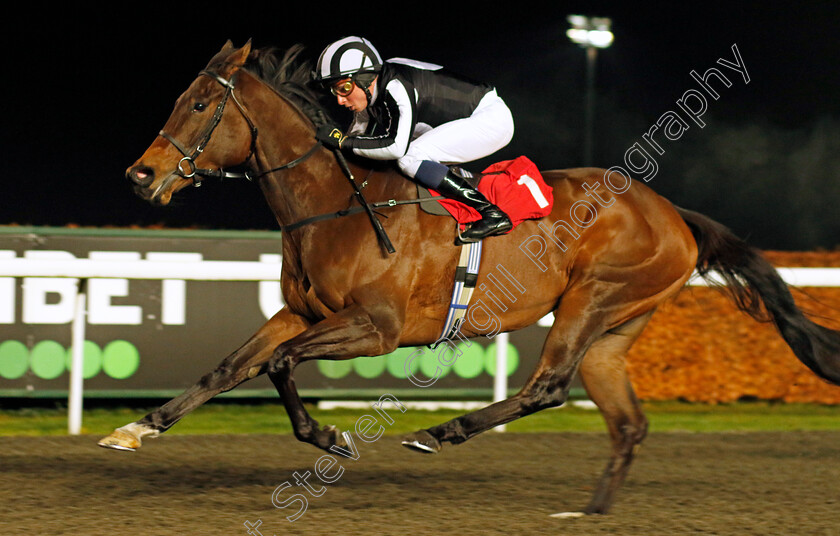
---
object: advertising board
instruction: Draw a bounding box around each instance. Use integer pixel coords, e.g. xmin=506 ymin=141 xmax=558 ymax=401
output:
xmin=0 ymin=227 xmax=556 ymax=400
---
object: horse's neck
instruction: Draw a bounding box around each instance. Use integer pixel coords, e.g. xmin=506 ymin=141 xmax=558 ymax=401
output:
xmin=237 ymin=73 xmax=348 ymax=228
xmin=236 ymin=72 xmax=418 ymax=263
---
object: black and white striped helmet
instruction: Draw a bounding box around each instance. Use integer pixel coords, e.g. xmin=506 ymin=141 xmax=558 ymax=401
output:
xmin=314 ymin=36 xmax=383 ymax=83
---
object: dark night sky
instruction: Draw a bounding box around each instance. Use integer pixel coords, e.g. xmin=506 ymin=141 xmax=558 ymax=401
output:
xmin=4 ymin=2 xmax=840 ymax=249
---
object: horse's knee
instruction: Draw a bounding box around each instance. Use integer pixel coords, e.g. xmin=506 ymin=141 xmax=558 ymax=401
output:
xmin=268 ymin=346 xmax=294 ymax=376
xmin=196 ymin=347 xmax=261 ymax=390
xmin=196 ymin=364 xmax=232 ymax=390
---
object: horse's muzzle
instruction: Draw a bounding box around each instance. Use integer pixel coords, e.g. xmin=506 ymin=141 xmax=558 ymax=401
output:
xmin=126 ymin=165 xmax=155 ymax=188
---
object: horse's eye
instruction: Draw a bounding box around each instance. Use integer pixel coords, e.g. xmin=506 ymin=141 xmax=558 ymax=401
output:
xmin=193 ymin=102 xmax=207 ymax=112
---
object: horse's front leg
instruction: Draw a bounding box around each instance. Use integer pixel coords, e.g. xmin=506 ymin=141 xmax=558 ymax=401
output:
xmin=267 ymin=303 xmax=402 ymax=453
xmin=98 ymin=308 xmax=310 ymax=451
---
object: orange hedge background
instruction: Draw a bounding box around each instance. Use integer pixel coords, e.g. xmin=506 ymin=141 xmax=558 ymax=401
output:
xmin=626 ymin=251 xmax=840 ymax=404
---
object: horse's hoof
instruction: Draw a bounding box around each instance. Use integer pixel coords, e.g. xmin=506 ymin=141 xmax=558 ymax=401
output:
xmin=401 ymin=430 xmax=441 ymax=454
xmin=323 ymin=425 xmax=347 ymax=449
xmin=549 ymin=512 xmax=586 ymax=519
xmin=98 ymin=423 xmax=158 ymax=452
xmin=98 ymin=428 xmax=141 ymax=451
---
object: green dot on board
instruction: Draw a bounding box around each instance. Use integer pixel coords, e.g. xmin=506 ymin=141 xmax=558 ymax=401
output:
xmin=484 ymin=342 xmax=519 ymax=377
xmin=30 ymin=340 xmax=66 ymax=380
xmin=317 ymin=360 xmax=353 ymax=379
xmin=451 ymin=343 xmax=485 ymax=379
xmin=0 ymin=340 xmax=29 ymax=380
xmin=353 ymin=355 xmax=387 ymax=379
xmin=102 ymin=340 xmax=140 ymax=379
xmin=419 ymin=345 xmax=452 ymax=380
xmin=65 ymin=341 xmax=103 ymax=380
xmin=386 ymin=347 xmax=420 ymax=378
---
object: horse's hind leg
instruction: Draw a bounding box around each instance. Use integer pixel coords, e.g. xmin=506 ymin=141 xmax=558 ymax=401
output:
xmin=403 ymin=284 xmax=615 ymax=452
xmin=98 ymin=308 xmax=309 ymax=451
xmin=561 ymin=310 xmax=654 ymax=516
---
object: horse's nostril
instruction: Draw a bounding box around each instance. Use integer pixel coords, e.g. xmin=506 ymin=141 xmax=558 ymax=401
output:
xmin=128 ymin=165 xmax=155 ymax=187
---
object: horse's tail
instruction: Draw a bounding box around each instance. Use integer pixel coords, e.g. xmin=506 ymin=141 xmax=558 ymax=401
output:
xmin=675 ymin=205 xmax=840 ymax=385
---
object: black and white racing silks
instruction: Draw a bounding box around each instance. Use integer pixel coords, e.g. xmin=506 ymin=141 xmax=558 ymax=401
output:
xmin=342 ymin=58 xmax=514 ymax=178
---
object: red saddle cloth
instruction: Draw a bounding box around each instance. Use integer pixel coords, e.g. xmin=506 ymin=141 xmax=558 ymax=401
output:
xmin=430 ymin=156 xmax=554 ymax=231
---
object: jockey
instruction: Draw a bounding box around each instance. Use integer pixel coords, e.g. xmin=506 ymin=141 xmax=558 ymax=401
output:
xmin=313 ymin=36 xmax=515 ymax=243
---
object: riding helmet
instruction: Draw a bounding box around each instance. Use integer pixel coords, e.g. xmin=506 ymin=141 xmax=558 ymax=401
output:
xmin=314 ymin=36 xmax=383 ymax=86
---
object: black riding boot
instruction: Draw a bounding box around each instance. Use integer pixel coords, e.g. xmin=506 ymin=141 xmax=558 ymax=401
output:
xmin=435 ymin=172 xmax=513 ymax=243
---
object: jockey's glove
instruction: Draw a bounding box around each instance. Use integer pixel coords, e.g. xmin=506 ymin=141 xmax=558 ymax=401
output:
xmin=316 ymin=124 xmax=346 ymax=149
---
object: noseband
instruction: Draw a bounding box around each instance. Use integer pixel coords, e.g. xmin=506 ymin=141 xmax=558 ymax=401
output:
xmin=158 ymin=70 xmax=319 ymax=185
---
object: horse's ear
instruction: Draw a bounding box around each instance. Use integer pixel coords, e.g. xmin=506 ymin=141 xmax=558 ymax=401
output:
xmin=228 ymin=40 xmax=252 ymax=68
xmin=220 ymin=40 xmax=235 ymax=53
xmin=217 ymin=39 xmax=252 ymax=76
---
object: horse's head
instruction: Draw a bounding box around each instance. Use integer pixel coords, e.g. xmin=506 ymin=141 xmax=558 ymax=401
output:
xmin=127 ymin=41 xmax=256 ymax=205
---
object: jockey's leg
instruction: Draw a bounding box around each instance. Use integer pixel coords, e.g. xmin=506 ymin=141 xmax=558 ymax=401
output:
xmin=397 ymin=90 xmax=515 ymax=243
xmin=418 ymin=163 xmax=512 ymax=242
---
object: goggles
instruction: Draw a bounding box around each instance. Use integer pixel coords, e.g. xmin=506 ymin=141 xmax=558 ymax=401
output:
xmin=330 ymin=78 xmax=356 ymax=97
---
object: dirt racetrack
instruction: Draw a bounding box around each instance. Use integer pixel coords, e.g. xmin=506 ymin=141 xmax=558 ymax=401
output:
xmin=1 ymin=431 xmax=838 ymax=536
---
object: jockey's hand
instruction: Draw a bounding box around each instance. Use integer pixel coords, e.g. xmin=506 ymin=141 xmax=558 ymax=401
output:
xmin=316 ymin=124 xmax=346 ymax=149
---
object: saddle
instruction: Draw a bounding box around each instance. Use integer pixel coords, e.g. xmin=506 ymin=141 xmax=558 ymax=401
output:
xmin=417 ymin=167 xmax=482 ymax=216
xmin=418 ymin=156 xmax=554 ymax=231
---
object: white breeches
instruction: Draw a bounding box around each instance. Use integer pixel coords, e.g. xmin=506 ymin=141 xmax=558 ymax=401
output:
xmin=397 ymin=89 xmax=515 ymax=178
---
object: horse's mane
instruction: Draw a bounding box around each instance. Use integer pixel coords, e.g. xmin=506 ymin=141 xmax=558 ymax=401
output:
xmin=208 ymin=44 xmax=332 ymax=127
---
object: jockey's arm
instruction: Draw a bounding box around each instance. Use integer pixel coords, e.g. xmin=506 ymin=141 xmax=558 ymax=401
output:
xmin=343 ymin=79 xmax=414 ymax=160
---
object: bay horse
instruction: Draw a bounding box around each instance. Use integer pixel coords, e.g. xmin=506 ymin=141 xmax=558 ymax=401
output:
xmin=102 ymin=40 xmax=840 ymax=516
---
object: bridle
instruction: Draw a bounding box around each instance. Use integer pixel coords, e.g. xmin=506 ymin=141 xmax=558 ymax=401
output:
xmin=154 ymin=66 xmax=425 ymax=254
xmin=158 ymin=69 xmax=320 ymax=185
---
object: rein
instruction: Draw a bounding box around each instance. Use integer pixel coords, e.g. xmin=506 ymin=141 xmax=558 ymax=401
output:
xmin=280 ymin=196 xmax=444 ymax=232
xmin=158 ymin=67 xmax=423 ymax=254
